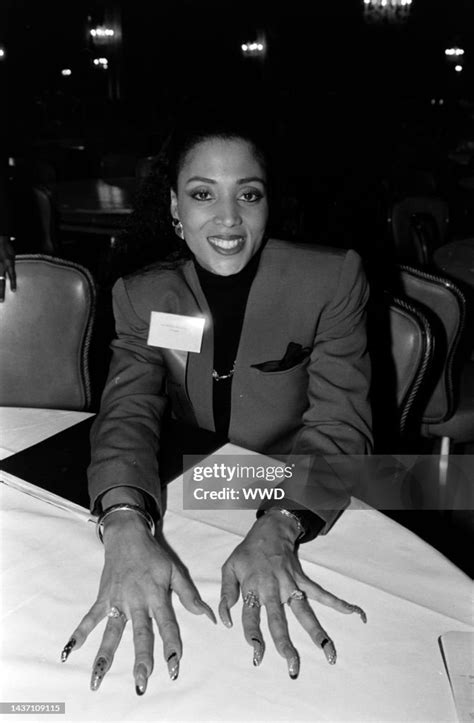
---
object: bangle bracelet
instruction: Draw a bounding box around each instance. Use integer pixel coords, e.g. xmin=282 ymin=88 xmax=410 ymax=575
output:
xmin=96 ymin=504 xmax=155 ymax=544
xmin=265 ymin=508 xmax=306 ymax=540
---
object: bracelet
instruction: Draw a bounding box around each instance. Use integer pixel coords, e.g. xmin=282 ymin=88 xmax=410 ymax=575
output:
xmin=96 ymin=504 xmax=155 ymax=544
xmin=265 ymin=508 xmax=306 ymax=541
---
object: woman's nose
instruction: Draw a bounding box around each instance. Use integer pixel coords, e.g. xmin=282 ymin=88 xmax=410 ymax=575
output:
xmin=214 ymin=198 xmax=242 ymax=227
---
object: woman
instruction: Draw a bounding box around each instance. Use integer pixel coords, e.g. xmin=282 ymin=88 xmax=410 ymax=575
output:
xmin=61 ymin=113 xmax=372 ymax=694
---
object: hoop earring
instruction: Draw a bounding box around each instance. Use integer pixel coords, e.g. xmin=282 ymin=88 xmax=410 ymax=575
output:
xmin=172 ymin=218 xmax=185 ymax=240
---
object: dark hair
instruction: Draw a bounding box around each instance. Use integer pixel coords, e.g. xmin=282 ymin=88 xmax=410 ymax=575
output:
xmin=122 ymin=106 xmax=272 ymax=273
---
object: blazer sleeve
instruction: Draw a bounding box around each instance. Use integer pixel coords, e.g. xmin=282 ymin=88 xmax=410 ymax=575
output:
xmin=88 ymin=277 xmax=168 ymax=516
xmin=265 ymin=249 xmax=373 ymax=534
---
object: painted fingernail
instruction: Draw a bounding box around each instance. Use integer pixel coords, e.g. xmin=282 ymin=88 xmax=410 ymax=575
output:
xmin=251 ymin=638 xmax=264 ymax=667
xmin=349 ymin=604 xmax=367 ymax=623
xmin=196 ymin=598 xmax=217 ymax=624
xmin=321 ymin=637 xmax=337 ymax=665
xmin=90 ymin=656 xmax=108 ymax=692
xmin=288 ymin=652 xmax=300 ymax=680
xmin=219 ymin=597 xmax=233 ymax=628
xmin=167 ymin=652 xmax=179 ymax=681
xmin=60 ymin=637 xmax=76 ymax=663
xmin=135 ymin=663 xmax=148 ymax=695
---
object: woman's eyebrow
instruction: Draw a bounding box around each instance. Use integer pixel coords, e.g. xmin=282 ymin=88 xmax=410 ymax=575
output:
xmin=237 ymin=176 xmax=266 ymax=186
xmin=186 ymin=176 xmax=216 ymax=184
xmin=185 ymin=175 xmax=267 ymax=186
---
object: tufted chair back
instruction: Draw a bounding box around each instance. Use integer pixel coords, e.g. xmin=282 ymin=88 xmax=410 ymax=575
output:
xmin=0 ymin=255 xmax=96 ymax=410
xmin=397 ymin=266 xmax=467 ymax=424
xmin=369 ymin=292 xmax=435 ymax=450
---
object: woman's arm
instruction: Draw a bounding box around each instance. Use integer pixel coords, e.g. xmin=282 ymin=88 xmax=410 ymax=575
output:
xmin=261 ymin=249 xmax=373 ymax=533
xmin=220 ymin=250 xmax=371 ymax=672
xmin=88 ymin=276 xmax=169 ymax=517
xmin=66 ymin=276 xmax=215 ymax=694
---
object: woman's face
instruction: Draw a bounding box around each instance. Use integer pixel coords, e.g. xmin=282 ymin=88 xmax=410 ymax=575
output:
xmin=170 ymin=137 xmax=268 ymax=275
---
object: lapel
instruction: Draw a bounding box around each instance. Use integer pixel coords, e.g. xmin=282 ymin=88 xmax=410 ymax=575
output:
xmin=182 ymin=261 xmax=215 ymax=431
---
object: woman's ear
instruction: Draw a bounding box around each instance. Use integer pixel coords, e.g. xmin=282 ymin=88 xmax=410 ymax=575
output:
xmin=170 ymin=189 xmax=179 ymax=220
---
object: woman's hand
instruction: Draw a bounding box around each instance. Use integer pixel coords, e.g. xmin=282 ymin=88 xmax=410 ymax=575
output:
xmin=219 ymin=510 xmax=366 ymax=678
xmin=61 ymin=512 xmax=216 ymax=694
xmin=0 ymin=236 xmax=16 ymax=302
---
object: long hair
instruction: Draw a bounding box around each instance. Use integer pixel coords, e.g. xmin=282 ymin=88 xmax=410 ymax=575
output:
xmin=122 ymin=105 xmax=273 ymax=274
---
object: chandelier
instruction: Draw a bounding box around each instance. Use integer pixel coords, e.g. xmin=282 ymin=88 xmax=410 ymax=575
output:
xmin=363 ymin=0 xmax=413 ymax=24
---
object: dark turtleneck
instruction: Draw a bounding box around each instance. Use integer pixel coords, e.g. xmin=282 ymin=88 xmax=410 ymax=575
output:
xmin=194 ymin=251 xmax=261 ymax=438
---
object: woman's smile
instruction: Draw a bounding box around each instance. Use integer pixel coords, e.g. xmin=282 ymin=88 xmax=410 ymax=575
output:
xmin=206 ymin=235 xmax=246 ymax=255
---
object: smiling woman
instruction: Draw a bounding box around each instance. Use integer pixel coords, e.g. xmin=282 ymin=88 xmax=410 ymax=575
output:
xmin=170 ymin=137 xmax=268 ymax=275
xmin=62 ymin=106 xmax=372 ymax=695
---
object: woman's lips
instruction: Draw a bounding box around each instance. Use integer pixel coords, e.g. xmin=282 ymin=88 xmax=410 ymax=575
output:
xmin=207 ymin=236 xmax=245 ymax=255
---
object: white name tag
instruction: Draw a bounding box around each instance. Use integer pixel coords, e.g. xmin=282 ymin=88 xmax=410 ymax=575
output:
xmin=147 ymin=311 xmax=205 ymax=353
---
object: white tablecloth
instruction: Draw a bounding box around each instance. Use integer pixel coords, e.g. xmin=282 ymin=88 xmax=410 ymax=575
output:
xmin=0 ymin=409 xmax=473 ymax=722
xmin=0 ymin=407 xmax=93 ymax=460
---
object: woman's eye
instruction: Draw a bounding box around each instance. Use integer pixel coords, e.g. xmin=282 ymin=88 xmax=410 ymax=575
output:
xmin=191 ymin=190 xmax=213 ymax=201
xmin=240 ymin=190 xmax=263 ymax=202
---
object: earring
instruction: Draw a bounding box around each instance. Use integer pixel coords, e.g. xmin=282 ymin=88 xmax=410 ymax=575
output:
xmin=171 ymin=218 xmax=184 ymax=240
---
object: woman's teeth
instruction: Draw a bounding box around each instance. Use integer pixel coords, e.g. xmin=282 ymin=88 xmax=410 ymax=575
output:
xmin=208 ymin=237 xmax=244 ymax=249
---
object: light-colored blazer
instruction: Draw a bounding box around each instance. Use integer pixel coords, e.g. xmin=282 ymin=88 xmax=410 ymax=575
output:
xmin=88 ymin=239 xmax=373 ymax=532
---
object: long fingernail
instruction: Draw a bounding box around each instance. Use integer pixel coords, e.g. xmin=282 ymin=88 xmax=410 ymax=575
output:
xmin=321 ymin=637 xmax=337 ymax=665
xmin=60 ymin=637 xmax=76 ymax=663
xmin=90 ymin=657 xmax=108 ymax=692
xmin=346 ymin=604 xmax=367 ymax=623
xmin=135 ymin=663 xmax=148 ymax=695
xmin=167 ymin=652 xmax=179 ymax=681
xmin=252 ymin=638 xmax=264 ymax=667
xmin=195 ymin=598 xmax=217 ymax=624
xmin=288 ymin=651 xmax=300 ymax=680
xmin=219 ymin=597 xmax=233 ymax=628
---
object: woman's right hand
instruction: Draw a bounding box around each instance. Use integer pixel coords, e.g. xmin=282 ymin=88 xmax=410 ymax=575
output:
xmin=60 ymin=512 xmax=216 ymax=695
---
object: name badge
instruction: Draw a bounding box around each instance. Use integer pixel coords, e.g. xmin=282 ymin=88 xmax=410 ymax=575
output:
xmin=147 ymin=311 xmax=205 ymax=353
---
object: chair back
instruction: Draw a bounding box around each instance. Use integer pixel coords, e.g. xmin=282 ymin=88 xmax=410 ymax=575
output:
xmin=396 ymin=265 xmax=467 ymax=424
xmin=389 ymin=196 xmax=449 ymax=265
xmin=369 ymin=293 xmax=435 ymax=448
xmin=0 ymin=255 xmax=96 ymax=410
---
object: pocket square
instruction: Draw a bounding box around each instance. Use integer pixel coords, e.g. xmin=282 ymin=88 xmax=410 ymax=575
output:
xmin=251 ymin=342 xmax=311 ymax=372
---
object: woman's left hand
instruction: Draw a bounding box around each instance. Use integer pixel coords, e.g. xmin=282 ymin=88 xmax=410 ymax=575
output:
xmin=219 ymin=510 xmax=366 ymax=678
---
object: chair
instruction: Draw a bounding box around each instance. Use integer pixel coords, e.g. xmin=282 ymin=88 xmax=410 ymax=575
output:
xmin=395 ymin=265 xmax=474 ymax=452
xmin=388 ymin=196 xmax=449 ymax=265
xmin=369 ymin=292 xmax=435 ymax=451
xmin=0 ymin=255 xmax=96 ymax=410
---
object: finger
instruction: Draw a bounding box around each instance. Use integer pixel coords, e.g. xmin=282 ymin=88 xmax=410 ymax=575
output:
xmin=90 ymin=612 xmax=128 ymax=691
xmin=241 ymin=602 xmax=265 ymax=666
xmin=130 ymin=609 xmax=154 ymax=695
xmin=6 ymin=261 xmax=16 ymax=291
xmin=0 ymin=277 xmax=5 ymax=302
xmin=299 ymin=576 xmax=367 ymax=623
xmin=219 ymin=564 xmax=240 ymax=628
xmin=265 ymin=600 xmax=300 ymax=679
xmin=171 ymin=566 xmax=216 ymax=624
xmin=288 ymin=597 xmax=337 ymax=665
xmin=60 ymin=601 xmax=107 ymax=661
xmin=152 ymin=588 xmax=182 ymax=682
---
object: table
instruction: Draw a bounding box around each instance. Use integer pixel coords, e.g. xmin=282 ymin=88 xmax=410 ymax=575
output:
xmin=1 ymin=409 xmax=473 ymax=722
xmin=56 ymin=177 xmax=135 ymax=235
xmin=434 ymin=238 xmax=474 ymax=289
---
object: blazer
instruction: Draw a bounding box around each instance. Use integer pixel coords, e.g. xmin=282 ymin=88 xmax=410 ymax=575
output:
xmin=88 ymin=239 xmax=373 ymax=533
